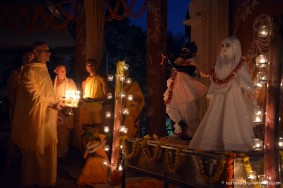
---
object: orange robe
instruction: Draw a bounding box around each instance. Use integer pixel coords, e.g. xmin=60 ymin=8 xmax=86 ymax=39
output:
xmin=123 ymin=81 xmax=144 ymax=138
xmin=77 ymin=134 xmax=109 ymax=186
xmin=11 ymin=62 xmax=58 ymax=187
xmin=74 ymin=75 xmax=104 ymax=150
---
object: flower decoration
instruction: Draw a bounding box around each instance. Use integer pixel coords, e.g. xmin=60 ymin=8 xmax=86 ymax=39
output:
xmin=165 ymin=148 xmax=182 ymax=174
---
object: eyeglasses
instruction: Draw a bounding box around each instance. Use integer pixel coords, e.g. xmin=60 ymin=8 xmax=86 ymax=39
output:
xmin=38 ymin=49 xmax=50 ymax=53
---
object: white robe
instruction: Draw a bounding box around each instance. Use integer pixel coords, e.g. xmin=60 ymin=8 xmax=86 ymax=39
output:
xmin=189 ymin=60 xmax=256 ymax=151
xmin=164 ymin=59 xmax=207 ymax=136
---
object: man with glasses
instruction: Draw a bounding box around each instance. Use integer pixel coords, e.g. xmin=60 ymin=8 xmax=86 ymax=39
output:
xmin=12 ymin=41 xmax=63 ymax=187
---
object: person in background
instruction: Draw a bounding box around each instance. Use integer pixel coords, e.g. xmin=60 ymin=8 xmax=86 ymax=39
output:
xmin=53 ymin=63 xmax=77 ymax=160
xmin=189 ymin=36 xmax=256 ymax=151
xmin=74 ymin=58 xmax=110 ymax=152
xmin=11 ymin=41 xmax=63 ymax=187
xmin=161 ymin=42 xmax=207 ymax=140
xmin=123 ymin=70 xmax=144 ymax=138
xmin=5 ymin=50 xmax=34 ymax=171
xmin=76 ymin=125 xmax=109 ymax=186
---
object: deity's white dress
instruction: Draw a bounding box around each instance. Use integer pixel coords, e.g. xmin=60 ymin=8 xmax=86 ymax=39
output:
xmin=164 ymin=57 xmax=207 ymax=136
xmin=189 ymin=36 xmax=256 ymax=151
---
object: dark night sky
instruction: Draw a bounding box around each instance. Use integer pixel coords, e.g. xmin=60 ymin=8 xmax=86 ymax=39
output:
xmin=129 ymin=0 xmax=190 ymax=35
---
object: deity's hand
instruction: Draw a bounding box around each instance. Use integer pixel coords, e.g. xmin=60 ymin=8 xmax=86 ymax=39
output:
xmin=160 ymin=54 xmax=166 ymax=65
xmin=200 ymin=71 xmax=210 ymax=78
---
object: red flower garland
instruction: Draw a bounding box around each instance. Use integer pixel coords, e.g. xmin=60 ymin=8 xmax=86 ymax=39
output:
xmin=211 ymin=58 xmax=245 ymax=85
xmin=225 ymin=152 xmax=237 ymax=188
xmin=165 ymin=70 xmax=177 ymax=105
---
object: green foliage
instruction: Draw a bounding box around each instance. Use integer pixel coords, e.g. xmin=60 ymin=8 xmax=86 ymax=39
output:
xmin=103 ymin=19 xmax=147 ymax=91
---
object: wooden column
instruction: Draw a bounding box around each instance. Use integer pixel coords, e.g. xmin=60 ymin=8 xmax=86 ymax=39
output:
xmin=264 ymin=16 xmax=283 ymax=187
xmin=146 ymin=0 xmax=167 ymax=136
xmin=75 ymin=4 xmax=86 ymax=85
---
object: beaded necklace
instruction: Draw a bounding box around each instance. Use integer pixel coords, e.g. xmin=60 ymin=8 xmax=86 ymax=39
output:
xmin=211 ymin=58 xmax=245 ymax=85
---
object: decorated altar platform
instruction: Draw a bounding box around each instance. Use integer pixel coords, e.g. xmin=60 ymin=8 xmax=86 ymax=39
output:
xmin=121 ymin=137 xmax=265 ymax=188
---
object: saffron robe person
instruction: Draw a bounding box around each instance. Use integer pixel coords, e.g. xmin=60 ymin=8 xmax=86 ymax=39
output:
xmin=77 ymin=127 xmax=109 ymax=186
xmin=123 ymin=72 xmax=145 ymax=138
xmin=189 ymin=36 xmax=256 ymax=151
xmin=75 ymin=58 xmax=110 ymax=151
xmin=12 ymin=41 xmax=63 ymax=187
xmin=53 ymin=64 xmax=77 ymax=158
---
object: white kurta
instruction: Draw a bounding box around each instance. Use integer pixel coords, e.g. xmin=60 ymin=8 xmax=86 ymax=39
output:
xmin=189 ymin=59 xmax=256 ymax=151
xmin=54 ymin=76 xmax=77 ymax=157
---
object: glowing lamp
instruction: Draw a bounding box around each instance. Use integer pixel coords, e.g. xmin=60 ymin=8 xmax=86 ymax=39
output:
xmin=105 ymin=111 xmax=112 ymax=118
xmin=253 ymin=106 xmax=263 ymax=124
xmin=247 ymin=170 xmax=257 ymax=181
xmin=258 ymin=175 xmax=270 ymax=187
xmin=256 ymin=55 xmax=268 ymax=68
xmin=61 ymin=90 xmax=80 ymax=107
xmin=258 ymin=25 xmax=269 ymax=38
xmin=252 ymin=138 xmax=263 ymax=151
xmin=122 ymin=108 xmax=129 ymax=115
xmin=126 ymin=78 xmax=132 ymax=84
xmin=105 ymin=145 xmax=110 ymax=151
xmin=107 ymin=93 xmax=113 ymax=99
xmin=120 ymin=125 xmax=128 ymax=134
xmin=279 ymin=137 xmax=283 ymax=149
xmin=123 ymin=64 xmax=129 ymax=70
xmin=121 ymin=92 xmax=126 ymax=98
xmin=256 ymin=71 xmax=267 ymax=85
xmin=120 ymin=75 xmax=125 ymax=82
xmin=104 ymin=126 xmax=110 ymax=133
xmin=127 ymin=94 xmax=133 ymax=101
xmin=107 ymin=74 xmax=114 ymax=81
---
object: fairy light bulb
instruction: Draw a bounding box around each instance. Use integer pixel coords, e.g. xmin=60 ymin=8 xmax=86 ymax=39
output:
xmin=258 ymin=25 xmax=269 ymax=38
xmin=105 ymin=145 xmax=110 ymax=151
xmin=104 ymin=126 xmax=110 ymax=133
xmin=127 ymin=94 xmax=133 ymax=101
xmin=121 ymin=92 xmax=126 ymax=98
xmin=118 ymin=164 xmax=123 ymax=171
xmin=107 ymin=74 xmax=114 ymax=81
xmin=123 ymin=64 xmax=129 ymax=70
xmin=105 ymin=111 xmax=112 ymax=118
xmin=120 ymin=75 xmax=125 ymax=82
xmin=126 ymin=78 xmax=132 ymax=84
xmin=107 ymin=93 xmax=113 ymax=100
xmin=256 ymin=55 xmax=268 ymax=68
xmin=122 ymin=108 xmax=129 ymax=115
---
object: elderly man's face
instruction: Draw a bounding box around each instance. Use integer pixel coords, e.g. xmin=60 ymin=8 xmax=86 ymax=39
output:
xmin=33 ymin=44 xmax=51 ymax=63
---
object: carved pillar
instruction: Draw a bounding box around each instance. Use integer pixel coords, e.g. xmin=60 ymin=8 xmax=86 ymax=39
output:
xmin=146 ymin=0 xmax=167 ymax=136
xmin=264 ymin=16 xmax=282 ymax=187
xmin=75 ymin=4 xmax=86 ymax=86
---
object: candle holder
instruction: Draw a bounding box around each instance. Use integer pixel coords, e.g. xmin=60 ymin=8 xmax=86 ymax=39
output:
xmin=61 ymin=90 xmax=80 ymax=108
xmin=279 ymin=137 xmax=283 ymax=149
xmin=251 ymin=138 xmax=263 ymax=151
xmin=255 ymin=54 xmax=268 ymax=68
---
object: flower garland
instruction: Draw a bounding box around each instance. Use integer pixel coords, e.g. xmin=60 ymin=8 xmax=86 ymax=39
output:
xmin=225 ymin=152 xmax=237 ymax=188
xmin=211 ymin=58 xmax=245 ymax=85
xmin=194 ymin=155 xmax=226 ymax=184
xmin=165 ymin=148 xmax=182 ymax=174
xmin=122 ymin=136 xmax=141 ymax=160
xmin=141 ymin=139 xmax=162 ymax=162
xmin=164 ymin=70 xmax=177 ymax=105
xmin=239 ymin=153 xmax=260 ymax=188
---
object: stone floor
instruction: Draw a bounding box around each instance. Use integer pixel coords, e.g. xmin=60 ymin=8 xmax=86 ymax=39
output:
xmin=0 ymin=136 xmax=169 ymax=188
